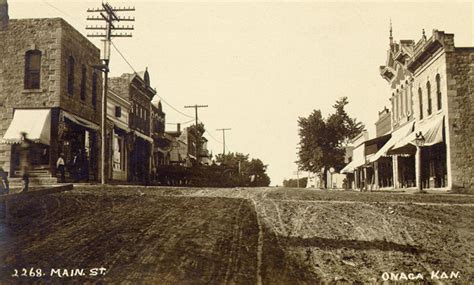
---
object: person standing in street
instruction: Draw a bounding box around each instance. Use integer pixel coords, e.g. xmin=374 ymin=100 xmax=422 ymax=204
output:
xmin=0 ymin=166 xmax=9 ymax=195
xmin=56 ymin=153 xmax=66 ymax=183
xmin=19 ymin=132 xmax=32 ymax=192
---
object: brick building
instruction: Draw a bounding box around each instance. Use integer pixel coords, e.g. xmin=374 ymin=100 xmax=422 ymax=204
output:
xmin=0 ymin=9 xmax=102 ymax=181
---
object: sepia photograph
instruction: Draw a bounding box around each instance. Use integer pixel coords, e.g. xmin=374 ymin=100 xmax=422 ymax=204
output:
xmin=0 ymin=0 xmax=473 ymax=283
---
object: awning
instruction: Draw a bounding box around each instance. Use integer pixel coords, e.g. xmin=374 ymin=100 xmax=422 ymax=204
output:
xmin=134 ymin=130 xmax=153 ymax=143
xmin=63 ymin=111 xmax=99 ymax=131
xmin=390 ymin=115 xmax=444 ymax=153
xmin=368 ymin=121 xmax=415 ymax=163
xmin=340 ymin=160 xmax=356 ymax=174
xmin=1 ymin=109 xmax=51 ymax=145
xmin=351 ymin=143 xmax=366 ymax=168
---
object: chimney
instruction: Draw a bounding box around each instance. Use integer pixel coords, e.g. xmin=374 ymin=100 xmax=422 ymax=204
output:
xmin=0 ymin=0 xmax=8 ymax=31
xmin=177 ymin=123 xmax=181 ymax=133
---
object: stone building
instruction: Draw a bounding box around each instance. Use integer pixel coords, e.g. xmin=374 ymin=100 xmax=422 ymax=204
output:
xmin=372 ymin=28 xmax=473 ymax=191
xmin=109 ymin=70 xmax=155 ymax=184
xmin=0 ymin=10 xmax=102 ymax=182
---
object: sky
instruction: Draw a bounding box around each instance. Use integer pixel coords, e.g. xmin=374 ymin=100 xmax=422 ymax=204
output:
xmin=9 ymin=0 xmax=473 ymax=185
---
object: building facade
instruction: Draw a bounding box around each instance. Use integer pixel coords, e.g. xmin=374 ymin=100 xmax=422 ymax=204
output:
xmin=0 ymin=14 xmax=102 ymax=182
xmin=365 ymin=28 xmax=473 ymax=192
xmin=106 ymin=88 xmax=131 ymax=181
xmin=109 ymin=70 xmax=155 ymax=184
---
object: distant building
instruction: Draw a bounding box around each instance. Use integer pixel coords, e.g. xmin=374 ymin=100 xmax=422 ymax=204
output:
xmin=375 ymin=107 xmax=391 ymax=137
xmin=0 ymin=11 xmax=102 ymax=182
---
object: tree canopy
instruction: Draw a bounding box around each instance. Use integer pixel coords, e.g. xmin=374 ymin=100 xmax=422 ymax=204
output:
xmin=215 ymin=152 xmax=271 ymax=187
xmin=297 ymin=97 xmax=364 ymax=174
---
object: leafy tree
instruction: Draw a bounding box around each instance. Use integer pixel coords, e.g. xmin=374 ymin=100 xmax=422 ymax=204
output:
xmin=297 ymin=97 xmax=364 ymax=187
xmin=282 ymin=177 xmax=308 ymax=188
xmin=215 ymin=152 xmax=271 ymax=187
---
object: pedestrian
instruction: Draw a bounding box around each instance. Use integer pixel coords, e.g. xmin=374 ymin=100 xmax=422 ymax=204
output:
xmin=70 ymin=151 xmax=80 ymax=182
xmin=19 ymin=132 xmax=32 ymax=192
xmin=0 ymin=166 xmax=9 ymax=195
xmin=56 ymin=153 xmax=66 ymax=183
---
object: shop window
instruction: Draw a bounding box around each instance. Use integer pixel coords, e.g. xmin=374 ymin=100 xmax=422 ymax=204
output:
xmin=24 ymin=50 xmax=42 ymax=89
xmin=92 ymin=72 xmax=98 ymax=110
xmin=80 ymin=65 xmax=86 ymax=101
xmin=426 ymin=81 xmax=432 ymax=115
xmin=418 ymin=87 xmax=423 ymax=120
xmin=67 ymin=56 xmax=75 ymax=95
xmin=436 ymin=74 xmax=442 ymax=110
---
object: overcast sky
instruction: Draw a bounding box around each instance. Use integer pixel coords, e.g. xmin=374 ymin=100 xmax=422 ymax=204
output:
xmin=11 ymin=1 xmax=473 ymax=185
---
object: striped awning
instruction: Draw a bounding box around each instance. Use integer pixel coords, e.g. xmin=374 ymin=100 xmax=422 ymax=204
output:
xmin=1 ymin=109 xmax=51 ymax=145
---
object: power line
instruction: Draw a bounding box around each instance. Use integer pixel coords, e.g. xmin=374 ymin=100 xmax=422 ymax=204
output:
xmin=110 ymin=40 xmax=137 ymax=74
xmin=87 ymin=2 xmax=135 ymax=185
xmin=205 ymin=130 xmax=222 ymax=144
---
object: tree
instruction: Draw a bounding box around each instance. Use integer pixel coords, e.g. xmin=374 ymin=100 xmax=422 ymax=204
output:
xmin=215 ymin=152 xmax=271 ymax=187
xmin=297 ymin=97 xmax=364 ymax=187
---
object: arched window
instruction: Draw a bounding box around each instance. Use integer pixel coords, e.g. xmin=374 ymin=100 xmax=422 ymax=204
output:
xmin=80 ymin=65 xmax=86 ymax=101
xmin=426 ymin=81 xmax=432 ymax=115
xmin=24 ymin=50 xmax=42 ymax=89
xmin=67 ymin=56 xmax=75 ymax=95
xmin=436 ymin=74 xmax=442 ymax=110
xmin=92 ymin=72 xmax=98 ymax=110
xmin=409 ymin=83 xmax=414 ymax=114
xmin=418 ymin=87 xmax=423 ymax=120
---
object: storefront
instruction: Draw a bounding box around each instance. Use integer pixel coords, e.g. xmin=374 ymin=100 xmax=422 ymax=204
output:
xmin=129 ymin=131 xmax=152 ymax=184
xmin=390 ymin=114 xmax=446 ymax=189
xmin=1 ymin=108 xmax=99 ymax=181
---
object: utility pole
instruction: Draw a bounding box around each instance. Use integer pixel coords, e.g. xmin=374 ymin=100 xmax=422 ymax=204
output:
xmin=216 ymin=128 xmax=231 ymax=155
xmin=184 ymin=104 xmax=208 ymax=163
xmin=87 ymin=3 xmax=135 ymax=185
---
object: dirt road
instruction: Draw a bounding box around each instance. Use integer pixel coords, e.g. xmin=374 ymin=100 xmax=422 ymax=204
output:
xmin=0 ymin=186 xmax=472 ymax=284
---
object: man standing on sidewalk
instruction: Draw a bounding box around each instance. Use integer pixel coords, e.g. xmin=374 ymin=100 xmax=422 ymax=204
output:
xmin=56 ymin=153 xmax=66 ymax=183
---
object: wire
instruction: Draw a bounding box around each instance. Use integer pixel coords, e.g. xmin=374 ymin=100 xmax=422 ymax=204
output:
xmin=157 ymin=96 xmax=194 ymax=119
xmin=166 ymin=119 xmax=194 ymax=125
xmin=110 ymin=40 xmax=138 ymax=74
xmin=110 ymin=41 xmax=194 ymax=120
xmin=41 ymin=0 xmax=87 ymax=27
xmin=204 ymin=130 xmax=223 ymax=144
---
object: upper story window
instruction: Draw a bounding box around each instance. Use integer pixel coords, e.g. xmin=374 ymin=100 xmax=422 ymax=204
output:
xmin=436 ymin=74 xmax=442 ymax=110
xmin=418 ymin=87 xmax=423 ymax=120
xmin=92 ymin=72 xmax=98 ymax=110
xmin=67 ymin=56 xmax=75 ymax=95
xmin=426 ymin=81 xmax=432 ymax=116
xmin=409 ymin=83 xmax=414 ymax=115
xmin=115 ymin=106 xmax=122 ymax=118
xmin=80 ymin=65 xmax=86 ymax=101
xmin=24 ymin=50 xmax=42 ymax=89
